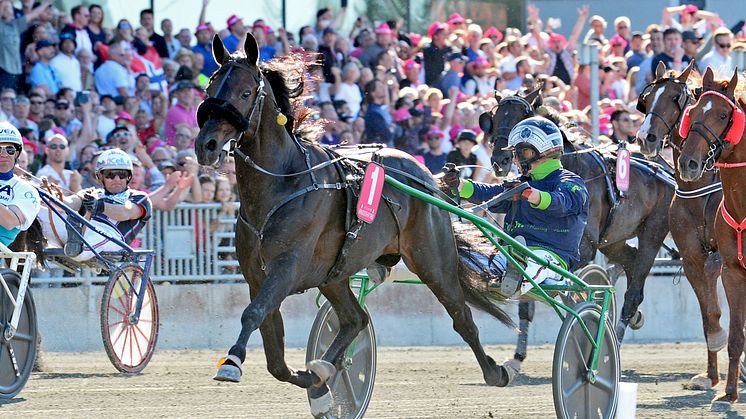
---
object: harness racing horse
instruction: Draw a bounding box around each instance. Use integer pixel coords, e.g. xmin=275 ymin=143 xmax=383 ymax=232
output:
xmin=480 ymin=88 xmax=674 ymax=359
xmin=678 ymin=67 xmax=746 ymax=411
xmin=637 ymin=61 xmax=726 ymax=389
xmin=194 ymin=33 xmax=517 ymax=416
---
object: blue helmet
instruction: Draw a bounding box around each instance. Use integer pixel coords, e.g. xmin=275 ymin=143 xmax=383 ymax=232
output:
xmin=507 ymin=116 xmax=563 ymax=157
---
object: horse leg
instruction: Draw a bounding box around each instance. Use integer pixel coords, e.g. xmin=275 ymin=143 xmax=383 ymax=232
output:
xmin=304 ymin=279 xmax=369 ymax=416
xmin=711 ymin=267 xmax=746 ymax=411
xmin=682 ymin=251 xmax=724 ymax=389
xmin=600 ymin=241 xmax=637 ymax=341
xmin=259 ymin=309 xmax=318 ymax=388
xmin=214 ymin=259 xmax=300 ymax=383
xmin=406 ymin=254 xmax=511 ymax=387
xmin=508 ymin=301 xmax=535 ymax=372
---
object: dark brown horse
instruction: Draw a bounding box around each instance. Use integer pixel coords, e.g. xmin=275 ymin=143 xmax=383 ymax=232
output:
xmin=194 ymin=33 xmax=516 ymax=416
xmin=636 ymin=61 xmax=725 ymax=389
xmin=678 ymin=67 xmax=746 ymax=411
xmin=481 ymin=88 xmax=674 ymax=350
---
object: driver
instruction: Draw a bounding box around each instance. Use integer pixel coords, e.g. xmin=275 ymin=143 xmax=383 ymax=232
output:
xmin=54 ymin=149 xmax=152 ymax=261
xmin=443 ymin=116 xmax=589 ymax=295
xmin=0 ymin=122 xmax=40 ymax=246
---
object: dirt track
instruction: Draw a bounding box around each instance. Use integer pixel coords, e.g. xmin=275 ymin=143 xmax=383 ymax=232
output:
xmin=2 ymin=343 xmax=744 ymax=418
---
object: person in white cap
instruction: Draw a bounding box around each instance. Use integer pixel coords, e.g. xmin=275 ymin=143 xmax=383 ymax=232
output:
xmin=0 ymin=122 xmax=40 ymax=246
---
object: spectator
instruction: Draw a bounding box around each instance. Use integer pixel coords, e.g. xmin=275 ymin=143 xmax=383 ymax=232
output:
xmin=400 ymin=59 xmax=420 ymax=88
xmin=604 ymin=109 xmax=636 ymax=144
xmin=651 ymin=27 xmax=690 ymax=73
xmin=499 ymin=36 xmax=524 ymax=88
xmin=176 ymin=27 xmax=191 ymax=49
xmin=359 ymin=23 xmax=391 ymax=69
xmin=69 ymin=4 xmax=93 ymax=56
xmin=78 ymin=48 xmax=95 ymax=91
xmin=699 ymin=27 xmax=734 ymax=79
xmin=318 ymin=28 xmax=339 ymax=83
xmin=165 ymin=80 xmax=197 ymax=145
xmin=27 ymin=92 xmax=44 ymax=123
xmin=173 ymin=124 xmax=194 ymax=151
xmin=174 ymin=149 xmax=201 ymax=201
xmin=0 ymin=0 xmax=52 ymax=90
xmin=626 ymin=32 xmax=646 ymax=70
xmin=94 ymin=42 xmax=133 ymax=97
xmin=36 ymin=133 xmax=81 ymax=192
xmin=50 ymin=31 xmax=82 ymax=92
xmin=439 ymin=52 xmax=466 ymax=95
xmin=446 ymin=129 xmax=478 ymax=180
xmin=133 ymin=26 xmax=167 ymax=94
xmin=10 ymin=96 xmax=38 ymax=137
xmin=192 ymin=23 xmax=216 ymax=77
xmin=140 ymin=9 xmax=168 ymax=59
xmin=161 ymin=19 xmax=181 ymax=60
xmin=635 ymin=25 xmax=664 ymax=94
xmin=96 ymin=94 xmax=116 ymax=138
xmin=223 ymin=15 xmax=247 ymax=53
xmin=111 ymin=19 xmax=133 ymax=45
xmin=333 ymin=63 xmax=362 ymax=118
xmin=363 ymin=79 xmax=393 ymax=145
xmin=613 ymin=16 xmax=631 ymax=54
xmin=463 ymin=56 xmax=496 ymax=96
xmin=584 ymin=15 xmax=608 ymax=45
xmin=422 ymin=127 xmax=448 ymax=174
xmin=86 ymin=4 xmax=107 ymax=62
xmin=28 ymin=38 xmax=58 ymax=95
xmin=423 ymin=22 xmax=450 ymax=86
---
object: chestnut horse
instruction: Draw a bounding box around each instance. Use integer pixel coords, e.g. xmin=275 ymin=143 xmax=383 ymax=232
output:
xmin=637 ymin=61 xmax=726 ymax=390
xmin=678 ymin=67 xmax=746 ymax=411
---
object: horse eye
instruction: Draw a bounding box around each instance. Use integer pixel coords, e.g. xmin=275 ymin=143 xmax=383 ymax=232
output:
xmin=241 ymin=90 xmax=251 ymax=99
xmin=720 ymin=112 xmax=728 ymax=120
xmin=672 ymin=95 xmax=679 ymax=102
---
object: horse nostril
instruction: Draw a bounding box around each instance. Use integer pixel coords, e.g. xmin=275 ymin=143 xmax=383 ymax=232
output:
xmin=687 ymin=159 xmax=699 ymax=171
xmin=205 ymin=138 xmax=218 ymax=152
xmin=646 ymin=135 xmax=657 ymax=143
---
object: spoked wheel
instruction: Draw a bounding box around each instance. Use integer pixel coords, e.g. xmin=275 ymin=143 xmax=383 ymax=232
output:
xmin=100 ymin=263 xmax=159 ymax=373
xmin=741 ymin=328 xmax=746 ymax=383
xmin=575 ymin=264 xmax=617 ymax=326
xmin=553 ymin=302 xmax=620 ymax=419
xmin=306 ymin=301 xmax=376 ymax=419
xmin=0 ymin=270 xmax=37 ymax=399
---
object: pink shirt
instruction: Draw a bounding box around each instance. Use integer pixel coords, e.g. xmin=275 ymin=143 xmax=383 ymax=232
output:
xmin=165 ymin=102 xmax=197 ymax=145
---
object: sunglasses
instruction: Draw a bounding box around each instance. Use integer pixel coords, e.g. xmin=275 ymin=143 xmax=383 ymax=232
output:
xmin=48 ymin=143 xmax=67 ymax=150
xmin=2 ymin=96 xmax=15 ymax=101
xmin=55 ymin=105 xmax=69 ymax=110
xmin=102 ymin=170 xmax=131 ymax=180
xmin=30 ymin=101 xmax=43 ymax=105
xmin=0 ymin=146 xmax=17 ymax=155
xmin=112 ymin=131 xmax=130 ymax=139
xmin=718 ymin=43 xmax=731 ymax=49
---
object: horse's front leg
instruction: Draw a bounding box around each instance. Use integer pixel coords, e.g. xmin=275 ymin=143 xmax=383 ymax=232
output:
xmin=214 ymin=257 xmax=300 ymax=383
xmin=260 ymin=309 xmax=318 ymax=388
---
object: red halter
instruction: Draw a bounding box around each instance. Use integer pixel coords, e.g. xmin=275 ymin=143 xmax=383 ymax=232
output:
xmin=720 ymin=200 xmax=746 ymax=270
xmin=679 ymin=90 xmax=746 ymax=145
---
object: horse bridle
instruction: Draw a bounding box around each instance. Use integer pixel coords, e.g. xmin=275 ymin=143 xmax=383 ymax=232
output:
xmin=684 ymin=94 xmax=740 ymax=171
xmin=637 ymin=78 xmax=693 ymax=150
xmin=489 ymin=95 xmax=535 ymax=148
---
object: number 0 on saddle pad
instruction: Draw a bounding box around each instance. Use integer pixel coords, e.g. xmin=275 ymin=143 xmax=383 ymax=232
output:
xmin=357 ymin=163 xmax=385 ymax=223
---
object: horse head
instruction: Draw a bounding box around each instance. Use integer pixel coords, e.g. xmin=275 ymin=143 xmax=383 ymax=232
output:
xmin=479 ymin=86 xmax=542 ymax=176
xmin=195 ymin=33 xmax=270 ymax=168
xmin=636 ymin=60 xmax=697 ymax=158
xmin=678 ymin=67 xmax=744 ymax=181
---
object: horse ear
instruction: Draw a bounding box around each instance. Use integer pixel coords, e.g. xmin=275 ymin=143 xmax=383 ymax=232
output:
xmin=678 ymin=59 xmax=695 ymax=81
xmin=479 ymin=111 xmax=493 ymax=134
xmin=655 ymin=60 xmax=667 ymax=80
xmin=727 ymin=68 xmax=739 ymax=98
xmin=494 ymin=91 xmax=503 ymax=103
xmin=702 ymin=67 xmax=715 ymax=88
xmin=244 ymin=32 xmax=260 ymax=66
xmin=212 ymin=34 xmax=229 ymax=66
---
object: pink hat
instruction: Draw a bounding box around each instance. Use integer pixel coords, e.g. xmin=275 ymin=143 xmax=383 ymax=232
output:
xmin=252 ymin=23 xmax=268 ymax=35
xmin=683 ymin=4 xmax=699 ymax=15
xmin=393 ymin=107 xmax=412 ymax=122
xmin=427 ymin=22 xmax=449 ymax=38
xmin=403 ymin=59 xmax=420 ymax=70
xmin=609 ymin=34 xmax=628 ymax=48
xmin=426 ymin=127 xmax=446 ymax=139
xmin=409 ymin=32 xmax=422 ymax=46
xmin=51 ymin=127 xmax=66 ymax=136
xmin=484 ymin=26 xmax=503 ymax=42
xmin=469 ymin=55 xmax=489 ymax=68
xmin=375 ymin=23 xmax=392 ymax=35
xmin=115 ymin=111 xmax=135 ymax=125
xmin=195 ymin=23 xmax=211 ymax=35
xmin=549 ymin=33 xmax=567 ymax=48
xmin=448 ymin=13 xmax=465 ymax=26
xmin=227 ymin=15 xmax=242 ymax=29
xmin=22 ymin=138 xmax=37 ymax=155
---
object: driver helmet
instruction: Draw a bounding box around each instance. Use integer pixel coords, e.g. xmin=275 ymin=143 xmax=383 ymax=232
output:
xmin=95 ymin=148 xmax=133 ymax=175
xmin=506 ymin=116 xmax=563 ymax=173
xmin=0 ymin=122 xmax=23 ymax=149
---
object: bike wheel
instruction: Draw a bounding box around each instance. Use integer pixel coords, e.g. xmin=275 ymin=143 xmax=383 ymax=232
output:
xmin=100 ymin=263 xmax=159 ymax=373
xmin=0 ymin=270 xmax=37 ymax=399
xmin=306 ymin=301 xmax=376 ymax=419
xmin=553 ymin=302 xmax=619 ymax=419
xmin=576 ymin=264 xmax=617 ymax=326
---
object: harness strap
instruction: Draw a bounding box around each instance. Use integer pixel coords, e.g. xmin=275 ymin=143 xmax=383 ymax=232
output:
xmin=675 ymin=182 xmax=723 ymax=199
xmin=714 ymin=161 xmax=746 ymax=168
xmin=41 ymin=179 xmax=65 ymax=245
xmin=719 ymin=199 xmax=746 ymax=270
xmin=233 ymin=146 xmax=346 ymax=177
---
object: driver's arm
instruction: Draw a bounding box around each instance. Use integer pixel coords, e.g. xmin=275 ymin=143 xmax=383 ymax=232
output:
xmin=0 ymin=205 xmax=25 ymax=230
xmin=101 ymin=201 xmax=145 ymax=222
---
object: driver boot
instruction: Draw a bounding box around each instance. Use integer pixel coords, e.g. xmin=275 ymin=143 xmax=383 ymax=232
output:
xmin=64 ymin=217 xmax=84 ymax=257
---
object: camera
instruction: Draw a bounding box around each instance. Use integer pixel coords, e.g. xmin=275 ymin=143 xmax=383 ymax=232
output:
xmin=75 ymin=90 xmax=90 ymax=106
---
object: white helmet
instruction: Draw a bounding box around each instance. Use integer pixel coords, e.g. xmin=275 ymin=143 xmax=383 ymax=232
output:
xmin=0 ymin=122 xmax=23 ymax=148
xmin=95 ymin=149 xmax=133 ymax=174
xmin=507 ymin=117 xmax=563 ymax=155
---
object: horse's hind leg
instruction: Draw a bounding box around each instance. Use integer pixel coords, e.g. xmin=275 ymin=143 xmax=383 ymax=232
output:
xmin=508 ymin=301 xmax=534 ymax=372
xmin=406 ymin=254 xmax=510 ymax=387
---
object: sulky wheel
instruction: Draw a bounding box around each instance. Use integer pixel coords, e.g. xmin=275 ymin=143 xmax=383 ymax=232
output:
xmin=575 ymin=264 xmax=617 ymax=326
xmin=306 ymin=301 xmax=376 ymax=419
xmin=100 ymin=262 xmax=159 ymax=373
xmin=553 ymin=302 xmax=620 ymax=419
xmin=0 ymin=269 xmax=37 ymax=399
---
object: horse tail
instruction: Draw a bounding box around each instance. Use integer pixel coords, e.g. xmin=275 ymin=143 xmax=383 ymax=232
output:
xmin=454 ymin=225 xmax=516 ymax=329
xmin=9 ymin=218 xmax=47 ymax=269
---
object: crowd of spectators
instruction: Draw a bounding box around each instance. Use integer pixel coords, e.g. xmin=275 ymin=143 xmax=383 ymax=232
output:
xmin=0 ymin=0 xmax=741 ymax=256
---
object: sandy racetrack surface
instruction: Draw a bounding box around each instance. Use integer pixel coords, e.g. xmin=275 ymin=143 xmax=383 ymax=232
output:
xmin=2 ymin=343 xmax=743 ymax=418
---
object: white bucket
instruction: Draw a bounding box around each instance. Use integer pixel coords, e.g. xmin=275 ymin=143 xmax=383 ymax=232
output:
xmin=616 ymin=382 xmax=638 ymax=419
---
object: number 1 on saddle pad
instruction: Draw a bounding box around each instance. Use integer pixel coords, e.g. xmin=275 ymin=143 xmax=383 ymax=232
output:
xmin=357 ymin=163 xmax=385 ymax=223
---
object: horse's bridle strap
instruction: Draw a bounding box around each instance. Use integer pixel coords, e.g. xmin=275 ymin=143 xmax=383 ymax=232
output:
xmin=719 ymin=199 xmax=746 ymax=270
xmin=197 ymin=97 xmax=250 ymax=131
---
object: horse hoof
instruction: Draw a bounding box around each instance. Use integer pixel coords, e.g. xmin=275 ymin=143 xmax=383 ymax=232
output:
xmin=707 ymin=329 xmax=728 ymax=352
xmin=710 ymin=400 xmax=733 ymax=412
xmin=307 ymin=359 xmax=336 ymax=386
xmin=683 ymin=373 xmax=714 ymax=390
xmin=213 ymin=355 xmax=242 ymax=383
xmin=500 ymin=362 xmax=519 ymax=387
xmin=309 ymin=385 xmax=334 ymax=417
xmin=629 ymin=311 xmax=645 ymax=330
